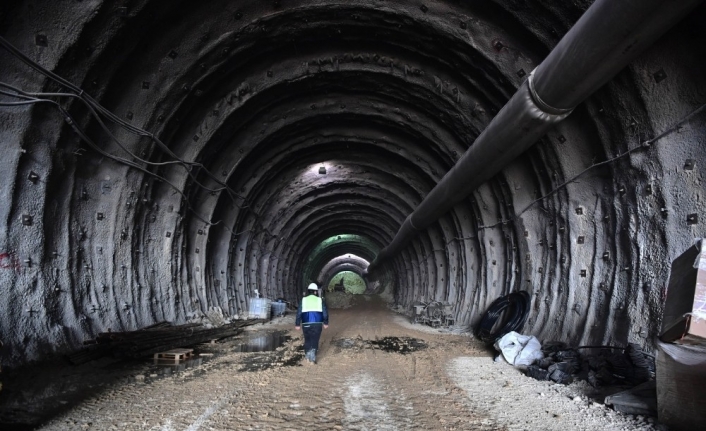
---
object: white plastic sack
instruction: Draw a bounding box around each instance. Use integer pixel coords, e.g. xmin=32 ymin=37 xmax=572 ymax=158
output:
xmin=494 ymin=331 xmax=544 ymax=366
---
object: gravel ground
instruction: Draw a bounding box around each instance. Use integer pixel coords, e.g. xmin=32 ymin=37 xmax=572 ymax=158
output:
xmin=448 ymin=358 xmax=661 ymax=431
xmin=28 ymin=298 xmax=661 ymax=431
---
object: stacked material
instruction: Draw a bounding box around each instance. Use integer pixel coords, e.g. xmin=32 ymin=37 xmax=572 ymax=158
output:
xmin=249 ymin=298 xmax=272 ymax=319
xmin=655 ymin=240 xmax=706 ymax=430
xmin=68 ymin=319 xmax=263 ymax=364
xmin=524 ymin=342 xmax=653 ymax=387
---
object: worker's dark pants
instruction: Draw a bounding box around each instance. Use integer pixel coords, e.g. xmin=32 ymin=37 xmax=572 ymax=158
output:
xmin=302 ymin=323 xmax=323 ymax=352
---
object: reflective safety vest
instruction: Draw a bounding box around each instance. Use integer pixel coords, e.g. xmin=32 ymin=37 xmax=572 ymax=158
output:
xmin=300 ymin=295 xmax=325 ymax=324
xmin=302 ymin=295 xmax=323 ymax=312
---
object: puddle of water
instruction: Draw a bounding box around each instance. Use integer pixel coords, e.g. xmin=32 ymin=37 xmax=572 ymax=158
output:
xmin=235 ymin=332 xmax=303 ymax=371
xmin=236 ymin=331 xmax=291 ymax=352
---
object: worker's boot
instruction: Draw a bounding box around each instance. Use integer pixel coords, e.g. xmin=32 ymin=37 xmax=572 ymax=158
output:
xmin=306 ymin=349 xmax=316 ymax=364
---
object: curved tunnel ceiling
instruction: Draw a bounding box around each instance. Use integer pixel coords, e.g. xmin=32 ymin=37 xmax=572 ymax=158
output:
xmin=0 ymin=0 xmax=705 ymax=366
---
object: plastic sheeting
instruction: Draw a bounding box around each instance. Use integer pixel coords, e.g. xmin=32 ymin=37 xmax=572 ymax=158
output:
xmin=656 ymin=340 xmax=706 ymax=430
xmin=494 ymin=331 xmax=543 ymax=367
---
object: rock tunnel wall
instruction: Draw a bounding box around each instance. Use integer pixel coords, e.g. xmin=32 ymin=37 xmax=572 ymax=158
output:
xmin=0 ymin=0 xmax=705 ymax=367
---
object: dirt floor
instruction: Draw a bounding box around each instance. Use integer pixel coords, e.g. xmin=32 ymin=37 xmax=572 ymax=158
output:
xmin=4 ymin=299 xmax=662 ymax=430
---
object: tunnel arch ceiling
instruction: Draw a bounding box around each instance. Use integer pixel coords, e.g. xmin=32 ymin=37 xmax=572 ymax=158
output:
xmin=0 ymin=0 xmax=705 ymax=366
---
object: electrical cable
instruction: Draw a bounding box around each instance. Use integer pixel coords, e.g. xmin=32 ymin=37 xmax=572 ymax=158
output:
xmin=0 ymin=35 xmax=386 ymax=258
xmin=479 ymin=101 xmax=706 ymax=231
xmin=475 ymin=291 xmax=531 ymax=343
xmin=1 ymin=49 xmax=389 ymax=295
xmin=0 ymin=36 xmax=248 ymax=201
xmin=0 ymin=69 xmax=295 ymax=254
xmin=0 ymin=100 xmax=54 ymax=106
xmin=0 ymin=89 xmax=225 ymax=230
xmin=0 ymin=64 xmax=284 ymax=239
xmin=0 ymin=81 xmax=237 ymax=203
xmin=2 ymin=84 xmax=371 ymax=239
xmin=57 ymin=106 xmax=228 ymax=231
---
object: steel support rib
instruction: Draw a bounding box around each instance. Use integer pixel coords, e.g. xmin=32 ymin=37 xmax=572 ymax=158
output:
xmin=366 ymin=0 xmax=704 ymax=277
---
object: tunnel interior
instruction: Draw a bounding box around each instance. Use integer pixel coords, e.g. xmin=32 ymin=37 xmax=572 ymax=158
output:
xmin=327 ymin=270 xmax=368 ymax=294
xmin=0 ymin=0 xmax=705 ymax=372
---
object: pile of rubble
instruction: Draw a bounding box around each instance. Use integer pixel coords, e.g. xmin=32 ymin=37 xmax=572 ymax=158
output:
xmin=324 ymin=291 xmax=356 ymax=309
xmin=524 ymin=341 xmax=654 ymax=387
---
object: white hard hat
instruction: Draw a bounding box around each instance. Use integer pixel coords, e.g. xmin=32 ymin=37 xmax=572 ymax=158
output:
xmin=307 ymin=283 xmax=319 ymax=291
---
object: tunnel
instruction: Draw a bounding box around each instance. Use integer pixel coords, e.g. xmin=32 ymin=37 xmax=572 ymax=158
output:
xmin=1 ymin=0 xmax=705 ymax=429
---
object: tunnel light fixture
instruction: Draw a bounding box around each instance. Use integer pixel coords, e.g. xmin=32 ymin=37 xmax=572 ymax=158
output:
xmin=319 ymin=164 xmax=326 ymax=175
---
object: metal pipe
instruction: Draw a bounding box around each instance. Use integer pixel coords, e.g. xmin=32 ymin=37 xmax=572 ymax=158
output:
xmin=367 ymin=0 xmax=703 ymax=277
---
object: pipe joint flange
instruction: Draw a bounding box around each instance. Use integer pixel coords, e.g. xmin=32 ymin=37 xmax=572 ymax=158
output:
xmin=527 ymin=69 xmax=575 ymax=117
xmin=408 ymin=215 xmax=421 ymax=231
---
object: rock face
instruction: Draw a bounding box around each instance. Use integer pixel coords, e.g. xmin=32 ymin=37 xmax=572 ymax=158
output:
xmin=0 ymin=0 xmax=705 ymax=367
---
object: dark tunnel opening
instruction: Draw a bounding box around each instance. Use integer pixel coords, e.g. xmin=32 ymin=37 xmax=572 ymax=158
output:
xmin=1 ymin=0 xmax=706 ymax=428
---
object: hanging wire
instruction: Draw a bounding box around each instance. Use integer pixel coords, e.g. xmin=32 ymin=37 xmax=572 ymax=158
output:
xmin=0 ymin=37 xmax=314 ymax=239
xmin=478 ymin=102 xmax=706 ymax=230
xmin=0 ymin=36 xmax=254 ymax=205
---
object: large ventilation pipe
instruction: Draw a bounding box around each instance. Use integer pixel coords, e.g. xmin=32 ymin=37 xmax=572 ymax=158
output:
xmin=366 ymin=0 xmax=704 ymax=277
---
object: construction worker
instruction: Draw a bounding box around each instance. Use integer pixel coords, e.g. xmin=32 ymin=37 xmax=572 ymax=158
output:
xmin=295 ymin=282 xmax=329 ymax=363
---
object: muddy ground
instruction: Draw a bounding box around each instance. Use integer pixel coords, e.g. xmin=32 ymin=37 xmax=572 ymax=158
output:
xmin=2 ymin=299 xmax=661 ymax=430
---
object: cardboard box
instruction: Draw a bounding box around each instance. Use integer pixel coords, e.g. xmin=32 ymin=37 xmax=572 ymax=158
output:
xmin=660 ymin=239 xmax=706 ymax=345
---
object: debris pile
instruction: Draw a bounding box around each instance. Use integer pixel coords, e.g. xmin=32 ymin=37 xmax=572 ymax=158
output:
xmin=332 ymin=336 xmax=427 ymax=354
xmin=325 ymin=291 xmax=356 ymax=309
xmin=523 ymin=342 xmax=654 ymax=388
xmin=410 ymin=301 xmax=455 ymax=328
xmin=370 ymin=336 xmax=427 ymax=354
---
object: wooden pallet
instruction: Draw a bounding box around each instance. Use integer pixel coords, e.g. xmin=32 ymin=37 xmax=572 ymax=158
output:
xmin=153 ymin=348 xmax=194 ymax=365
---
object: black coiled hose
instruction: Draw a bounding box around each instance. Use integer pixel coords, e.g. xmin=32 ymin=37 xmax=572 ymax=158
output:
xmin=475 ymin=291 xmax=531 ymax=343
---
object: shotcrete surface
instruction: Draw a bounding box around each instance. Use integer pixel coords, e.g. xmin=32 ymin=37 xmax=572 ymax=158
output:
xmin=26 ymin=301 xmax=658 ymax=431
